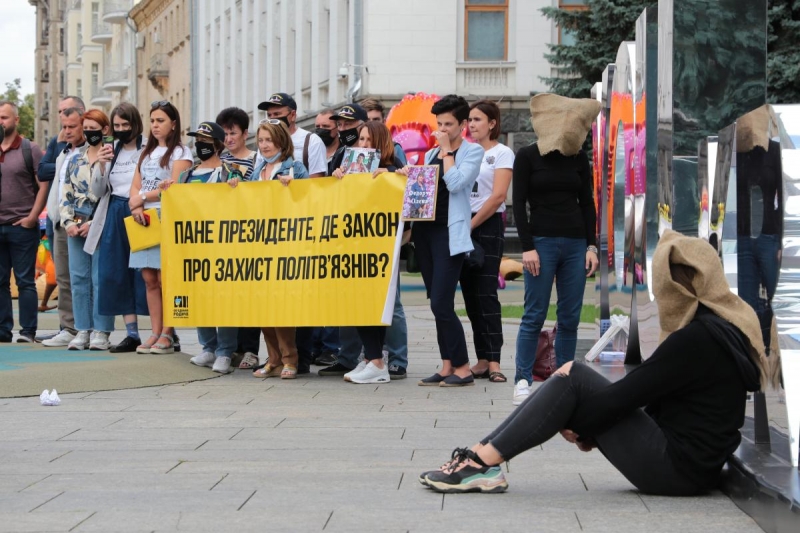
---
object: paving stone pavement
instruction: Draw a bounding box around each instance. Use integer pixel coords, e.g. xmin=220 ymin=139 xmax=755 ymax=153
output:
xmin=0 ymin=301 xmax=768 ymax=532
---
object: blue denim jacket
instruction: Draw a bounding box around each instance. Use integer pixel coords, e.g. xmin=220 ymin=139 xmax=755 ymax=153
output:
xmin=250 ymin=156 xmax=309 ymax=181
xmin=424 ymin=141 xmax=484 ymax=256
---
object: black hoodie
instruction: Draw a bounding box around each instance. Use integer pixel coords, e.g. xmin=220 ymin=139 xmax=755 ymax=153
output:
xmin=568 ymin=306 xmax=758 ymax=490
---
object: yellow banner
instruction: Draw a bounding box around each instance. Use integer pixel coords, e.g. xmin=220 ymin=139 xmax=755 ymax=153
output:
xmin=161 ymin=174 xmax=405 ymax=327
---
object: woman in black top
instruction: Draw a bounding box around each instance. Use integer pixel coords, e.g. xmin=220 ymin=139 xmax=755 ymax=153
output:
xmin=511 ymin=94 xmax=600 ymax=406
xmin=418 ymin=231 xmax=767 ymax=495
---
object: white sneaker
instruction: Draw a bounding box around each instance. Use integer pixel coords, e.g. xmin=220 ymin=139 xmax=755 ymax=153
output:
xmin=42 ymin=330 xmax=76 ymax=347
xmin=68 ymin=331 xmax=91 ymax=351
xmin=212 ymin=356 xmax=233 ymax=374
xmin=349 ymin=361 xmax=390 ymax=384
xmin=190 ymin=351 xmax=216 ymax=368
xmin=343 ymin=360 xmax=367 ymax=382
xmin=512 ymin=379 xmax=530 ymax=406
xmin=89 ymin=331 xmax=111 ymax=351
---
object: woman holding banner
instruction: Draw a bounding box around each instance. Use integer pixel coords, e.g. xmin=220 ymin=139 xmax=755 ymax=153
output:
xmin=159 ymin=121 xmax=244 ymax=374
xmin=332 ymin=120 xmax=409 ymax=384
xmin=399 ymin=94 xmax=484 ymax=388
xmin=85 ymin=102 xmax=149 ymax=353
xmin=241 ymin=120 xmax=307 ymax=379
xmin=128 ymin=101 xmax=193 ymax=354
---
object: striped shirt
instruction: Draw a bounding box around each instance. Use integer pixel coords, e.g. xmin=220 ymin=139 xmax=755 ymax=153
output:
xmin=221 ymin=150 xmax=257 ymax=180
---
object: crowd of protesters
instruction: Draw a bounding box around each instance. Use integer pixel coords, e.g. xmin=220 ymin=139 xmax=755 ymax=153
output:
xmin=0 ymin=91 xmax=599 ymax=402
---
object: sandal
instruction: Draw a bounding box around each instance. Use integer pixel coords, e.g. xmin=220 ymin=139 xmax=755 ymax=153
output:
xmin=136 ymin=334 xmax=160 ymax=354
xmin=238 ymin=352 xmax=259 ymax=370
xmin=281 ymin=365 xmax=297 ymax=379
xmin=149 ymin=333 xmax=175 ymax=354
xmin=471 ymin=368 xmax=490 ymax=379
xmin=252 ymin=364 xmax=283 ymax=378
xmin=489 ymin=371 xmax=507 ymax=383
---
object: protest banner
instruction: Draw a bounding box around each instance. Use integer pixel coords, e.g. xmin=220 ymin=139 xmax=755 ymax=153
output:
xmin=161 ymin=173 xmax=405 ymax=327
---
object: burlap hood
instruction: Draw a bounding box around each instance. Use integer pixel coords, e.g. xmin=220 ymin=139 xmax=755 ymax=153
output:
xmin=530 ymin=94 xmax=601 ymax=156
xmin=652 ymin=230 xmax=768 ymax=389
xmin=736 ymin=104 xmax=779 ymax=152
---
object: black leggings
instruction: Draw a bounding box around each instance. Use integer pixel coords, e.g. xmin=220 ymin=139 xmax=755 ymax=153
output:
xmin=481 ymin=363 xmax=703 ymax=496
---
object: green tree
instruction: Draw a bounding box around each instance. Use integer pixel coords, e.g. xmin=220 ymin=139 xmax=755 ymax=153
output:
xmin=767 ymin=0 xmax=800 ymax=104
xmin=0 ymin=78 xmax=35 ymax=141
xmin=541 ymin=1 xmax=798 ymax=104
xmin=540 ymin=0 xmax=651 ymax=99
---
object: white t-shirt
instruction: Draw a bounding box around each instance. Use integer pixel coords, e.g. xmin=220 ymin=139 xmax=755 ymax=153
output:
xmin=470 ymin=143 xmax=514 ymax=214
xmin=291 ymin=128 xmax=327 ymax=176
xmin=108 ymin=145 xmax=144 ymax=197
xmin=139 ymin=145 xmax=193 ymax=208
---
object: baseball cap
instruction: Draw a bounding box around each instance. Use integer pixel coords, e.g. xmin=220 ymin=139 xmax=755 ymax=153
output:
xmin=258 ymin=93 xmax=297 ymax=111
xmin=333 ymin=104 xmax=368 ymax=122
xmin=187 ymin=121 xmax=225 ymax=142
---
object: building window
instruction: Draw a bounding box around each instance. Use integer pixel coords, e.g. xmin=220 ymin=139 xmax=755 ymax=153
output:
xmin=77 ymin=23 xmax=82 ymax=50
xmin=465 ymin=0 xmax=508 ymax=61
xmin=76 ymin=79 xmax=82 ymax=99
xmin=558 ymin=0 xmax=588 ymax=45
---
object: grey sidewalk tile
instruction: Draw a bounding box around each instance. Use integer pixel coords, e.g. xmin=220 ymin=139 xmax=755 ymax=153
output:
xmin=213 ymin=471 xmax=402 ymax=492
xmin=107 ymin=414 xmax=284 ymax=430
xmin=0 ymin=491 xmax=64 ymax=512
xmin=58 ymin=427 xmax=243 ymax=442
xmin=0 ymin=511 xmax=93 ymax=532
xmin=231 ymin=426 xmax=405 ymax=445
xmin=20 ymin=473 xmax=224 ymax=493
xmin=638 ymin=490 xmax=748 ymax=514
xmin=0 ymin=459 xmax=182 ymax=476
xmin=0 ymin=412 xmax=126 ymax=429
xmin=36 ymin=490 xmax=255 ymax=513
xmin=71 ymin=510 xmax=179 ymax=532
xmin=170 ymin=509 xmax=332 ymax=532
xmin=0 ymin=474 xmax=50 ymax=493
xmin=576 ymin=510 xmax=762 ymax=532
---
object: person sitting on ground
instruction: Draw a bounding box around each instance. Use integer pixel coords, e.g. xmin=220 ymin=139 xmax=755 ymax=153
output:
xmin=419 ymin=230 xmax=768 ymax=495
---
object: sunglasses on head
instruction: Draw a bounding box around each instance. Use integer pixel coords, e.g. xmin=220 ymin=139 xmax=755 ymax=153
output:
xmin=259 ymin=119 xmax=283 ymax=126
xmin=151 ymin=100 xmax=172 ymax=109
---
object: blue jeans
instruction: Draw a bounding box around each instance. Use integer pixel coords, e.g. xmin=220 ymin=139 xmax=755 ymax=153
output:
xmin=737 ymin=234 xmax=780 ymax=347
xmin=197 ymin=327 xmax=239 ymax=358
xmin=312 ymin=327 xmax=340 ymax=354
xmin=515 ymin=237 xmax=587 ymax=384
xmin=0 ymin=224 xmax=40 ymax=336
xmin=67 ymin=235 xmax=114 ymax=333
xmin=338 ymin=282 xmax=408 ymax=369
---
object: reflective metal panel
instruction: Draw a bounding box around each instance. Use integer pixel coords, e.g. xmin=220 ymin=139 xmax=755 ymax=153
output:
xmin=608 ymin=43 xmax=638 ymax=361
xmin=768 ymin=104 xmax=799 ymax=465
xmin=632 ymin=5 xmax=660 ymax=359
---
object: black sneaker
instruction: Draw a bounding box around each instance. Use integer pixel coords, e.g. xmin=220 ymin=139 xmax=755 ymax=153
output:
xmin=318 ymin=362 xmax=353 ymax=376
xmin=388 ymin=365 xmax=407 ymax=380
xmin=313 ymin=352 xmax=337 ymax=366
xmin=110 ymin=336 xmax=140 ymax=353
xmin=424 ymin=449 xmax=508 ymax=494
xmin=173 ymin=333 xmax=181 ymax=352
xmin=0 ymin=332 xmax=12 ymax=343
xmin=419 ymin=447 xmax=471 ymax=487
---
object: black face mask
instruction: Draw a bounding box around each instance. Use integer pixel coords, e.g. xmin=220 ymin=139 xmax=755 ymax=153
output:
xmin=85 ymin=130 xmax=103 ymax=146
xmin=315 ymin=127 xmax=336 ymax=147
xmin=195 ymin=141 xmax=216 ymax=161
xmin=113 ymin=130 xmax=132 ymax=144
xmin=276 ymin=115 xmax=291 ymax=128
xmin=339 ymin=127 xmax=359 ymax=147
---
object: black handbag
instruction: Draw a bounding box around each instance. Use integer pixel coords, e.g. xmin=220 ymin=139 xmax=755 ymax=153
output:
xmin=464 ymin=238 xmax=485 ymax=270
xmin=405 ymin=243 xmax=420 ymax=273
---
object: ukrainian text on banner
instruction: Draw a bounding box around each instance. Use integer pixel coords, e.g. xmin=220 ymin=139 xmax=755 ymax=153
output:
xmin=161 ymin=174 xmax=405 ymax=327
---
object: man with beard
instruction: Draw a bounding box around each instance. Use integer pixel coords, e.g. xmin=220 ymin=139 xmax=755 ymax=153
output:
xmin=0 ymin=100 xmax=46 ymax=343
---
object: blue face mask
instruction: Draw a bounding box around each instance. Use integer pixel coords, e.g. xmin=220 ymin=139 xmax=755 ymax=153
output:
xmin=264 ymin=152 xmax=282 ymax=164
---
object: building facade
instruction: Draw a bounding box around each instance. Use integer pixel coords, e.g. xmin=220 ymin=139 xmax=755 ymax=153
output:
xmin=194 ymin=0 xmax=564 ymax=151
xmin=28 ymin=0 xmax=67 ymax=144
xmin=130 ymin=0 xmax=192 ymax=134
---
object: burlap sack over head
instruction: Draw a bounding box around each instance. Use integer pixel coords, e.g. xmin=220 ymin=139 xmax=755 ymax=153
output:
xmin=736 ymin=104 xmax=778 ymax=152
xmin=652 ymin=230 xmax=769 ymax=389
xmin=530 ymin=93 xmax=601 ymax=156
